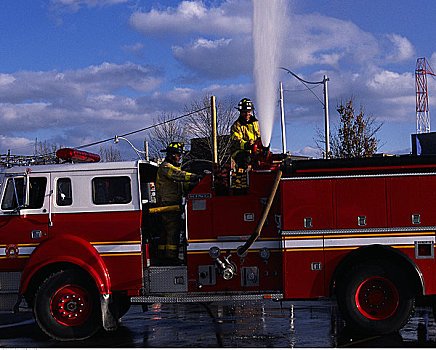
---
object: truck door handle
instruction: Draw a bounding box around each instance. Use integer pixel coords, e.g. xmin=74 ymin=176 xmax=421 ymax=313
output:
xmin=31 ymin=230 xmax=42 ymax=239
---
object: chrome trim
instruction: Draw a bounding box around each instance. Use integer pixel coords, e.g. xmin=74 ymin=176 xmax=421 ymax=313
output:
xmin=93 ymin=243 xmax=141 ymax=254
xmin=281 ymin=226 xmax=436 ymax=236
xmin=217 ymin=235 xmax=250 ymax=241
xmin=188 ymin=240 xmax=282 ymax=252
xmin=130 ymin=293 xmax=283 ymax=304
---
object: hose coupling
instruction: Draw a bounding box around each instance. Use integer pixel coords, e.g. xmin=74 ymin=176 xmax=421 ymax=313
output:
xmin=215 ymin=255 xmax=237 ymax=280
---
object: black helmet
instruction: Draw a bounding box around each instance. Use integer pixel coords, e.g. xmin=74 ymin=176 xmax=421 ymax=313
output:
xmin=236 ymin=98 xmax=254 ymax=111
xmin=161 ymin=142 xmax=185 ymax=154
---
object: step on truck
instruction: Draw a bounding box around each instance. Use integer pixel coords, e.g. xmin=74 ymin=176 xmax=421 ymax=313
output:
xmin=1 ymin=146 xmax=436 ymax=340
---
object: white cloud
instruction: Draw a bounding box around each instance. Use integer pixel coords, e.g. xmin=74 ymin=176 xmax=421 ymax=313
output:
xmin=172 ymin=37 xmax=251 ymax=79
xmin=0 ymin=62 xmax=163 ymax=104
xmin=282 ymin=13 xmax=380 ymax=69
xmin=292 ymin=146 xmax=321 ymax=158
xmin=0 ymin=135 xmax=34 ymax=154
xmin=0 ymin=62 xmax=166 ymax=154
xmin=50 ymin=0 xmax=128 ymax=12
xmin=129 ymin=0 xmax=251 ymax=37
xmin=429 ymin=53 xmax=436 ymax=71
xmin=131 ymin=2 xmax=414 ymax=84
xmin=366 ymin=70 xmax=413 ymax=96
xmin=122 ymin=42 xmax=144 ymax=57
xmin=0 ymin=74 xmax=15 ymax=86
xmin=384 ymin=34 xmax=415 ymax=63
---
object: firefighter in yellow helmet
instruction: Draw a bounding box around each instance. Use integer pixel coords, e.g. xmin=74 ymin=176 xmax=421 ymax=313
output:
xmin=156 ymin=142 xmax=200 ymax=264
xmin=231 ymin=98 xmax=261 ymax=170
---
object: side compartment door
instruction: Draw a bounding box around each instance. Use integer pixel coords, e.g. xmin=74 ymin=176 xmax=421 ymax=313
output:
xmin=281 ymin=179 xmax=333 ymax=298
xmin=0 ymin=173 xmax=50 ymax=310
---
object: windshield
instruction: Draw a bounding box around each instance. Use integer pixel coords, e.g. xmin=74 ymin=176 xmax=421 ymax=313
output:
xmin=1 ymin=177 xmax=47 ymax=210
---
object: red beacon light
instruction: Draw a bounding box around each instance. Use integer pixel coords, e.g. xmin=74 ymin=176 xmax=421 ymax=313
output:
xmin=56 ymin=148 xmax=101 ymax=163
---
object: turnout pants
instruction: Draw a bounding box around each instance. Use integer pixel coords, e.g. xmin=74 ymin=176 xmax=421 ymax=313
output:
xmin=158 ymin=210 xmax=182 ymax=260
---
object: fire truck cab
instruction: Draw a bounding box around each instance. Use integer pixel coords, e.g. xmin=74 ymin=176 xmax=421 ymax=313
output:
xmin=0 ymin=157 xmax=159 ymax=339
xmin=1 ymin=148 xmax=436 ymax=340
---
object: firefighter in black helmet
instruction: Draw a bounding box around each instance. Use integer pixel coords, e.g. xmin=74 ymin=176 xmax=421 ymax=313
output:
xmin=156 ymin=142 xmax=200 ymax=264
xmin=231 ymin=98 xmax=261 ymax=170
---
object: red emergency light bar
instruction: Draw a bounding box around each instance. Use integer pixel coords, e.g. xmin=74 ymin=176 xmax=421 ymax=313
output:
xmin=56 ymin=148 xmax=100 ymax=163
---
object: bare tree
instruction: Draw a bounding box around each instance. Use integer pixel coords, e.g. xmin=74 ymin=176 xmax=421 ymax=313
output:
xmin=99 ymin=145 xmax=121 ymax=162
xmin=184 ymin=95 xmax=237 ymax=166
xmin=146 ymin=112 xmax=190 ymax=161
xmin=34 ymin=138 xmax=63 ymax=157
xmin=316 ymin=98 xmax=382 ymax=158
xmin=145 ymin=95 xmax=237 ymax=168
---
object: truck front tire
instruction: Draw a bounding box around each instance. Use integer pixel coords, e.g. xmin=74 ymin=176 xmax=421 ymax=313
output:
xmin=337 ymin=261 xmax=414 ymax=334
xmin=33 ymin=269 xmax=102 ymax=341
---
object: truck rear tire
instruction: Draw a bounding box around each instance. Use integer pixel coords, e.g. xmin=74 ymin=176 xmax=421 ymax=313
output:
xmin=33 ymin=269 xmax=102 ymax=341
xmin=337 ymin=261 xmax=414 ymax=334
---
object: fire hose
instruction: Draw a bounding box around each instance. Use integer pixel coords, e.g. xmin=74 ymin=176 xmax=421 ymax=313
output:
xmin=236 ymin=168 xmax=283 ymax=257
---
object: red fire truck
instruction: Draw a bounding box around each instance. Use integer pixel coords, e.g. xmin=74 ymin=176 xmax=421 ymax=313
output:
xmin=1 ymin=146 xmax=436 ymax=340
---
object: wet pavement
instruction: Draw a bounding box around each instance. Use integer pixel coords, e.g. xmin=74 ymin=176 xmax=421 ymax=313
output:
xmin=0 ymin=300 xmax=435 ymax=347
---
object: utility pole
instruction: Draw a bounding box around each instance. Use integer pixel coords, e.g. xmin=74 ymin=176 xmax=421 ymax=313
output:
xmin=279 ymin=82 xmax=287 ymax=154
xmin=323 ymin=75 xmax=330 ymax=158
xmin=144 ymin=140 xmax=149 ymax=161
xmin=210 ymin=96 xmax=218 ymax=165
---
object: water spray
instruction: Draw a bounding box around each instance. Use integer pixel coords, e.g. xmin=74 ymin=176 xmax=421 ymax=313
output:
xmin=252 ymin=0 xmax=287 ymax=147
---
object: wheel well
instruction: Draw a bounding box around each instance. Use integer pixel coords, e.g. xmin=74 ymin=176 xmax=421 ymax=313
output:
xmin=24 ymin=262 xmax=97 ymax=307
xmin=331 ymin=245 xmax=424 ymax=298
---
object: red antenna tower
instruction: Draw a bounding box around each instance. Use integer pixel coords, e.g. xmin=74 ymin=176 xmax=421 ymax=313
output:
xmin=416 ymin=57 xmax=436 ymax=133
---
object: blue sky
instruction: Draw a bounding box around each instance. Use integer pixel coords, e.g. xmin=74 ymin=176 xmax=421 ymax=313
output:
xmin=1 ymin=0 xmax=436 ymax=159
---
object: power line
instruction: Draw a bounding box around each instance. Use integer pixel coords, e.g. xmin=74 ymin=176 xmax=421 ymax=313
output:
xmin=280 ymin=67 xmax=324 ymax=106
xmin=2 ymin=106 xmax=210 ymax=162
xmin=283 ymin=87 xmax=320 ymax=93
xmin=29 ymin=106 xmax=207 ymax=156
xmin=76 ymin=106 xmax=208 ymax=150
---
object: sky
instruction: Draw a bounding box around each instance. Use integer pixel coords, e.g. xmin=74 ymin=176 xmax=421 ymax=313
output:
xmin=1 ymin=0 xmax=436 ymax=159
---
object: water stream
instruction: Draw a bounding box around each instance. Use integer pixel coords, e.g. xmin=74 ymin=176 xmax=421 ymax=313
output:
xmin=252 ymin=0 xmax=287 ymax=147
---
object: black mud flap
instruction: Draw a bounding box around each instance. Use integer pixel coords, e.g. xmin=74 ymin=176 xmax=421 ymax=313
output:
xmin=13 ymin=294 xmax=23 ymax=313
xmin=100 ymin=294 xmax=118 ymax=331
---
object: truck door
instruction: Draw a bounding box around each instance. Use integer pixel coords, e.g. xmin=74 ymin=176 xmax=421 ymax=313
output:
xmin=0 ymin=173 xmax=50 ymax=310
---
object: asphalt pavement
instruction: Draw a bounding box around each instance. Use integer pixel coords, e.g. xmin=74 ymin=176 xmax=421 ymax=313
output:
xmin=0 ymin=301 xmax=435 ymax=347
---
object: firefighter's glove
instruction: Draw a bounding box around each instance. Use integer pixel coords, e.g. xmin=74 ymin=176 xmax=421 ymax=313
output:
xmin=243 ymin=141 xmax=253 ymax=151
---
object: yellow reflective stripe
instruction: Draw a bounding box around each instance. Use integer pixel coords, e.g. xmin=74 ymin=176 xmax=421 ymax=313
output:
xmin=149 ymin=205 xmax=180 ymax=214
xmin=166 ymin=245 xmax=178 ymax=251
xmin=184 ymin=172 xmax=192 ymax=181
